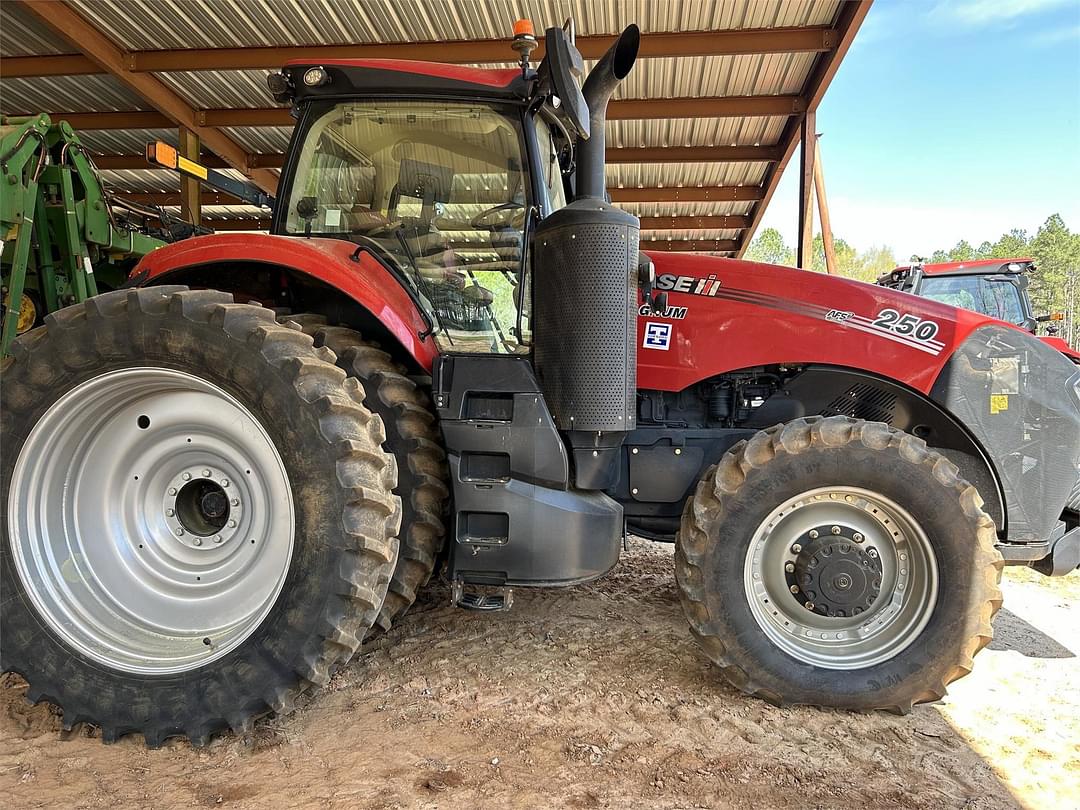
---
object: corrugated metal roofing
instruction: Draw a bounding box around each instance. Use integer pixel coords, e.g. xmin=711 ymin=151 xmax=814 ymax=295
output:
xmin=0 ymin=0 xmax=862 ymax=255
xmin=62 ymin=0 xmax=841 ymax=50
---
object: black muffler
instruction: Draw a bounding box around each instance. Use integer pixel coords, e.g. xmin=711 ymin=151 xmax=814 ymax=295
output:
xmin=532 ymin=25 xmax=641 ymax=490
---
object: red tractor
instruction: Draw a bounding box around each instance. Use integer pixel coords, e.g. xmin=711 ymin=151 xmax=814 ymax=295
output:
xmin=3 ymin=23 xmax=1078 ymax=746
xmin=878 ymin=258 xmax=1080 ymax=362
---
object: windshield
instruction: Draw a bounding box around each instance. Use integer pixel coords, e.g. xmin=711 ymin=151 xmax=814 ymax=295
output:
xmin=285 ymin=100 xmax=530 ymax=353
xmin=919 ymin=275 xmax=1026 ymax=325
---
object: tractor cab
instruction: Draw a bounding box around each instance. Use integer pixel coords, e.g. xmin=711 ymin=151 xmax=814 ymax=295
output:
xmin=264 ymin=23 xmax=590 ymax=356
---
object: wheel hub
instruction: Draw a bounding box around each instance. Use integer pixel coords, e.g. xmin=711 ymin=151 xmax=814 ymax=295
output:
xmin=164 ymin=465 xmax=243 ymax=547
xmin=790 ymin=527 xmax=883 ymax=617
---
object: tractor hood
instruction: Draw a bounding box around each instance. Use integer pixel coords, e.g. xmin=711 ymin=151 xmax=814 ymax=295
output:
xmin=636 ymin=251 xmax=1038 ymax=394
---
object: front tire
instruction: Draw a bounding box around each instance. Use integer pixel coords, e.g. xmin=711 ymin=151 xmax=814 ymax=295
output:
xmin=676 ymin=416 xmax=1003 ymax=712
xmin=1 ymin=288 xmax=401 ymax=745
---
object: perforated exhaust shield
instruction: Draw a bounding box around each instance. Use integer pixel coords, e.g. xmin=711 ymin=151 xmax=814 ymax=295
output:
xmin=532 ymin=199 xmax=639 ymax=432
xmin=930 ymin=325 xmax=1080 ymax=541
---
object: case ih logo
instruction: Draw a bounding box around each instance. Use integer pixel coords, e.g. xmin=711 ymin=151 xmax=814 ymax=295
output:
xmin=643 ymin=322 xmax=672 ymax=350
xmin=656 ymin=273 xmax=723 ymax=297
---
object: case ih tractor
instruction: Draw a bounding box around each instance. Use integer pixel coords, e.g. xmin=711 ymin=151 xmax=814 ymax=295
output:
xmin=878 ymin=258 xmax=1080 ymax=362
xmin=3 ymin=23 xmax=1079 ymax=746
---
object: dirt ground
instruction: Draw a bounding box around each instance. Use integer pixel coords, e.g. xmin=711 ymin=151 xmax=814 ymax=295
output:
xmin=2 ymin=539 xmax=1077 ymax=810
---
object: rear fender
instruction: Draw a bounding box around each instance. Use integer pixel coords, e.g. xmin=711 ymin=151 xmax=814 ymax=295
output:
xmin=131 ymin=233 xmax=438 ymax=371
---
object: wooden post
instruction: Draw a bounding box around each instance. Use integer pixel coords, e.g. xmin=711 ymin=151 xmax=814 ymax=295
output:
xmin=178 ymin=127 xmax=201 ymax=226
xmin=813 ymin=135 xmax=836 ymax=274
xmin=797 ymin=110 xmax=816 ymax=269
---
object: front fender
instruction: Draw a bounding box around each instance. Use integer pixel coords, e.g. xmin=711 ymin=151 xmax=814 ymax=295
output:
xmin=132 ymin=233 xmax=438 ymax=371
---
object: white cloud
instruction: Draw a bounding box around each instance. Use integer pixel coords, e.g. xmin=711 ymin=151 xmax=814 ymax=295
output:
xmin=931 ymin=0 xmax=1076 ymax=27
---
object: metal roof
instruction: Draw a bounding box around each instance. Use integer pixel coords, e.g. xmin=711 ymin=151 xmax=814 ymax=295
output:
xmin=0 ymin=0 xmax=869 ymax=255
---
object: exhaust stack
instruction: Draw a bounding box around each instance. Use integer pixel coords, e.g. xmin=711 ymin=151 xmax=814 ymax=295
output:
xmin=576 ymin=24 xmax=640 ymax=200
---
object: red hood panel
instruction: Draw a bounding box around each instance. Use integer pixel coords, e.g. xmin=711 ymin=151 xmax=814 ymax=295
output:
xmin=638 ymin=254 xmax=1011 ymax=394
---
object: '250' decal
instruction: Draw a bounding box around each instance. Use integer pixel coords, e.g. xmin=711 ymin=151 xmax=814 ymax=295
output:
xmin=872 ymin=308 xmax=940 ymax=342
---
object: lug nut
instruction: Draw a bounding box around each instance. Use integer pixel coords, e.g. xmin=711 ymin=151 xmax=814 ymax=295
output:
xmin=789 ymin=584 xmax=800 ymax=594
xmin=831 ymin=526 xmax=841 ymax=535
xmin=231 ymin=498 xmax=239 ymax=506
xmin=853 ymin=532 xmax=864 ymax=543
xmin=202 ymin=469 xmax=211 ymax=478
xmin=228 ymin=520 xmax=236 ymax=528
xmin=165 ymin=508 xmax=175 ymax=517
xmin=182 ymin=472 xmax=192 ymax=481
xmin=175 ymin=528 xmax=184 ymax=536
xmin=193 ymin=537 xmax=202 ymax=546
xmin=168 ymin=487 xmax=177 ymax=496
xmin=785 ymin=562 xmax=795 ymax=573
xmin=867 ymin=548 xmax=879 ymax=559
xmin=808 ymin=530 xmax=819 ymax=539
xmin=804 ymin=602 xmax=815 ymax=611
xmin=213 ymin=535 xmax=222 ymax=544
xmin=791 ymin=543 xmax=802 ymax=553
xmin=221 ymin=479 xmax=230 ymax=488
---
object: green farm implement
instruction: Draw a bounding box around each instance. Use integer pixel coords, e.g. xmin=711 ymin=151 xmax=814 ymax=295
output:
xmin=0 ymin=114 xmax=170 ymax=354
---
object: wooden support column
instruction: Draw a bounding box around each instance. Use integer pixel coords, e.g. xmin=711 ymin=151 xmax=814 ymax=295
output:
xmin=178 ymin=128 xmax=201 ymax=226
xmin=797 ymin=110 xmax=816 ymax=269
xmin=813 ymin=135 xmax=836 ymax=274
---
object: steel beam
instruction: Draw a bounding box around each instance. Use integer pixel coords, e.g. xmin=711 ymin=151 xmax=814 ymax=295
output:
xmin=797 ymin=111 xmax=816 ymax=270
xmin=607 ymin=146 xmax=781 ymax=164
xmin=90 ymin=147 xmax=773 ymax=171
xmin=640 ymin=239 xmax=739 ymax=252
xmin=0 ymin=26 xmax=837 ymax=78
xmin=178 ymin=128 xmax=201 ymax=226
xmin=46 ymin=94 xmax=802 ymax=132
xmin=17 ymin=0 xmax=279 ymax=194
xmin=735 ymin=1 xmax=872 ymax=258
xmin=639 ymin=215 xmax=749 ymax=230
xmin=610 ymin=186 xmax=762 ymax=203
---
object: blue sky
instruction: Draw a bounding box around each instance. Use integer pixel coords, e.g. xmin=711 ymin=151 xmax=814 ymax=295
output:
xmin=757 ymin=0 xmax=1080 ymax=260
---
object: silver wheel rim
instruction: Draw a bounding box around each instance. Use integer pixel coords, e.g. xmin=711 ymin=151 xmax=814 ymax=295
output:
xmin=743 ymin=486 xmax=938 ymax=670
xmin=9 ymin=367 xmax=294 ymax=675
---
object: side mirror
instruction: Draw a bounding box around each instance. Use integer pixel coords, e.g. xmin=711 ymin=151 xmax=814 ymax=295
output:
xmin=537 ymin=27 xmax=590 ymax=140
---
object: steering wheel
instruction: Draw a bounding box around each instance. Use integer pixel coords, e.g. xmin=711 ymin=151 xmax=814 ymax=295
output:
xmin=471 ymin=201 xmax=524 ymax=230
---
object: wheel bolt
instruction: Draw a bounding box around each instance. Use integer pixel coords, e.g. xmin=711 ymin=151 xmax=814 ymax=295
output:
xmin=213 ymin=535 xmax=222 ymax=544
xmin=808 ymin=530 xmax=819 ymax=539
xmin=166 ymin=508 xmax=175 ymax=517
xmin=804 ymin=602 xmax=815 ymax=611
xmin=789 ymin=584 xmax=800 ymax=594
xmin=785 ymin=562 xmax=795 ymax=573
xmin=221 ymin=479 xmax=230 ymax=488
xmin=831 ymin=526 xmax=841 ymax=535
xmin=867 ymin=548 xmax=879 ymax=559
xmin=193 ymin=537 xmax=202 ymax=546
xmin=231 ymin=499 xmax=239 ymax=507
xmin=182 ymin=472 xmax=192 ymax=481
xmin=175 ymin=528 xmax=184 ymax=536
xmin=228 ymin=520 xmax=236 ymax=528
xmin=202 ymin=469 xmax=211 ymax=478
xmin=791 ymin=543 xmax=802 ymax=553
xmin=168 ymin=487 xmax=177 ymax=496
xmin=853 ymin=532 xmax=864 ymax=542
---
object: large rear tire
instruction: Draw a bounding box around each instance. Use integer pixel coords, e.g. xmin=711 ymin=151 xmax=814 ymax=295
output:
xmin=676 ymin=416 xmax=1003 ymax=712
xmin=1 ymin=288 xmax=401 ymax=745
xmin=277 ymin=314 xmax=449 ymax=631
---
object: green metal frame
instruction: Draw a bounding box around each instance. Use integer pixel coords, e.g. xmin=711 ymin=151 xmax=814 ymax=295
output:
xmin=1 ymin=115 xmax=167 ymax=355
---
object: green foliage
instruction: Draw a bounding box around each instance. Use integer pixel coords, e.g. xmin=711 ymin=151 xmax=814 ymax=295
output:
xmin=744 ymin=227 xmax=794 ymax=267
xmin=741 ymin=215 xmax=1079 ymax=347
